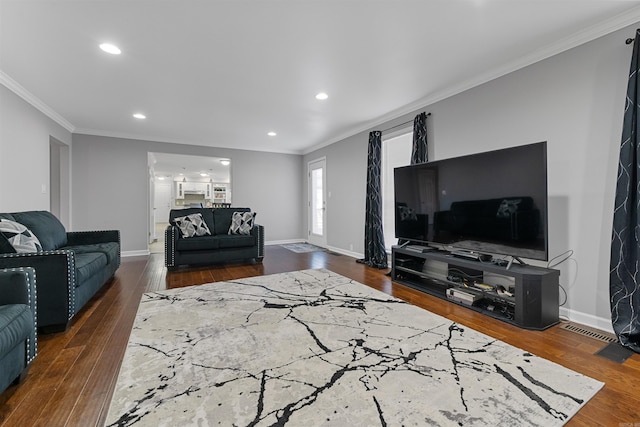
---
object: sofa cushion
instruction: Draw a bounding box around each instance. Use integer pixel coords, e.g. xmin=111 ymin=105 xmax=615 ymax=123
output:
xmin=75 ymin=252 xmax=108 ymax=286
xmin=12 ymin=211 xmax=67 ymax=251
xmin=215 ymin=234 xmax=256 ymax=249
xmin=228 ymin=211 xmax=256 ymax=235
xmin=63 ymin=242 xmax=120 ymax=265
xmin=0 ymin=219 xmax=42 ymax=253
xmin=213 ymin=207 xmax=250 ymax=235
xmin=0 ymin=304 xmax=33 ymax=359
xmin=175 ymin=236 xmax=220 ymax=252
xmin=174 ymin=213 xmax=212 ymax=238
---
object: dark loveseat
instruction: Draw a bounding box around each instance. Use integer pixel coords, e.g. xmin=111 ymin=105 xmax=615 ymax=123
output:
xmin=0 ymin=211 xmax=120 ymax=332
xmin=0 ymin=267 xmax=37 ymax=395
xmin=165 ymin=207 xmax=264 ymax=269
xmin=434 ymin=197 xmax=540 ymax=242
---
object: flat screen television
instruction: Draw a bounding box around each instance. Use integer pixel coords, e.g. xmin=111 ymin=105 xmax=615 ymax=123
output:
xmin=394 ymin=141 xmax=548 ymax=261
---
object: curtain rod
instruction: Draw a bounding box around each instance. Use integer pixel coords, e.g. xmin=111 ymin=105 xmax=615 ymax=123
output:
xmin=381 ymin=112 xmax=431 ymax=134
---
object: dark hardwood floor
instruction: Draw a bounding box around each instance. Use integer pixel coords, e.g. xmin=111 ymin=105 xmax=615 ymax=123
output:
xmin=0 ymin=246 xmax=638 ymax=426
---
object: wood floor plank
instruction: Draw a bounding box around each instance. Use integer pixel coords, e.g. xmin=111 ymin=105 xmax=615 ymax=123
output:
xmin=0 ymin=247 xmax=638 ymax=426
xmin=0 ymin=346 xmax=85 ymax=426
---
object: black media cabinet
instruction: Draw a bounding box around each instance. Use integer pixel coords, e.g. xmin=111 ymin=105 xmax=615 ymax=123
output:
xmin=391 ymin=246 xmax=560 ymax=330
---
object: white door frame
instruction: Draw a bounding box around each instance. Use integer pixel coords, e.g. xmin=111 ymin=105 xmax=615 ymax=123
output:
xmin=307 ymin=157 xmax=327 ymax=247
xmin=154 ymin=181 xmax=172 ymax=233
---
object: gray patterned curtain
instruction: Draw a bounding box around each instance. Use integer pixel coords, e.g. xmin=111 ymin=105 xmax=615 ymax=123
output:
xmin=357 ymin=131 xmax=388 ymax=269
xmin=610 ymin=29 xmax=640 ymax=353
xmin=411 ymin=112 xmax=429 ymax=164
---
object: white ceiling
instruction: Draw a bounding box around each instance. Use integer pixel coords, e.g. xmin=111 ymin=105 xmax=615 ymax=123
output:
xmin=2 ymin=0 xmax=640 ymax=155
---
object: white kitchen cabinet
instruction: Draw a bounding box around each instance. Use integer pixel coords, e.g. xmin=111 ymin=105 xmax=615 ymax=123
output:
xmin=175 ymin=182 xmax=184 ymax=199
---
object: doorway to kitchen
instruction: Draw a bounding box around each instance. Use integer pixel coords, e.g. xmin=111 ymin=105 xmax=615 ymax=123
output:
xmin=148 ymin=152 xmax=232 ymax=254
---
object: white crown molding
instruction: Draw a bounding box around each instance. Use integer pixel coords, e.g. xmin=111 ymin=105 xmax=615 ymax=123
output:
xmin=74 ymin=128 xmax=303 ymax=155
xmin=0 ymin=70 xmax=75 ymax=132
xmin=302 ymin=7 xmax=640 ymax=155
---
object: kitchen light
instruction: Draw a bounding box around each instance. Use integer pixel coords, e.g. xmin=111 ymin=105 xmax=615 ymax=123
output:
xmin=99 ymin=43 xmax=121 ymax=55
xmin=267 ymin=131 xmax=277 ymax=137
xmin=133 ymin=113 xmax=146 ymax=119
xmin=220 ymin=160 xmax=230 ymax=166
xmin=315 ymin=92 xmax=328 ymax=100
xmin=200 ymin=173 xmax=209 ymax=177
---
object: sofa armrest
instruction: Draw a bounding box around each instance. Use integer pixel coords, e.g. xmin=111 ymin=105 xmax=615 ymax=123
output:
xmin=165 ymin=225 xmax=179 ymax=268
xmin=0 ymin=251 xmax=75 ymax=328
xmin=0 ymin=267 xmax=36 ymax=307
xmin=66 ymin=230 xmax=120 ymax=246
xmin=0 ymin=267 xmax=37 ymax=363
xmin=252 ymin=224 xmax=265 ymax=259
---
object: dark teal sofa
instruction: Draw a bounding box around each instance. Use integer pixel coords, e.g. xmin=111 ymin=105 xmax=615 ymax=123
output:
xmin=0 ymin=211 xmax=120 ymax=332
xmin=0 ymin=267 xmax=37 ymax=394
xmin=165 ymin=207 xmax=264 ymax=270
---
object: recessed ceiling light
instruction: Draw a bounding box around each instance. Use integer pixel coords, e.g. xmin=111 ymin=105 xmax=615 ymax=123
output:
xmin=200 ymin=173 xmax=209 ymax=177
xmin=315 ymin=92 xmax=328 ymax=100
xmin=220 ymin=159 xmax=230 ymax=166
xmin=158 ymin=176 xmax=165 ymax=180
xmin=133 ymin=113 xmax=146 ymax=119
xmin=267 ymin=131 xmax=277 ymax=137
xmin=99 ymin=43 xmax=121 ymax=55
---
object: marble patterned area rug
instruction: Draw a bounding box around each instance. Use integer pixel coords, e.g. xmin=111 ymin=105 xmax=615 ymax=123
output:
xmin=105 ymin=269 xmax=603 ymax=426
xmin=280 ymin=243 xmax=324 ymax=253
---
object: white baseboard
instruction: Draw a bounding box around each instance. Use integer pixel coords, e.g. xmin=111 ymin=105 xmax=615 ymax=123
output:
xmin=266 ymin=239 xmax=306 ymax=246
xmin=325 ymin=245 xmax=363 ymax=260
xmin=122 ymin=249 xmax=151 ymax=257
xmin=559 ymin=307 xmax=614 ymax=334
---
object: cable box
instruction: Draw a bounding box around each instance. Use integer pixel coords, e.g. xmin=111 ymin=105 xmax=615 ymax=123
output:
xmin=446 ymin=288 xmax=481 ymax=306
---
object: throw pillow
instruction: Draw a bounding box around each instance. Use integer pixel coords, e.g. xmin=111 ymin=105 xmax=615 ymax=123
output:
xmin=174 ymin=213 xmax=212 ymax=238
xmin=228 ymin=211 xmax=256 ymax=235
xmin=496 ymin=199 xmax=522 ymax=218
xmin=0 ymin=219 xmax=43 ymax=253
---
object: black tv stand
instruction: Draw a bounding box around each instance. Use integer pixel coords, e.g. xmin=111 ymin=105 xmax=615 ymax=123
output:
xmin=392 ymin=246 xmax=559 ymax=330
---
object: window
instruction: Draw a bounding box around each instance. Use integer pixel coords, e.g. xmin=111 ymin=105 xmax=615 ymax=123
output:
xmin=311 ymin=167 xmax=324 ymax=235
xmin=382 ymin=131 xmax=413 ymax=251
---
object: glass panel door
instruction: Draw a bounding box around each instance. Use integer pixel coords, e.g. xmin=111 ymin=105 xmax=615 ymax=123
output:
xmin=308 ymin=158 xmax=327 ymax=247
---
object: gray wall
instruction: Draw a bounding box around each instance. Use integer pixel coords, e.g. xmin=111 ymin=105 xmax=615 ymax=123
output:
xmin=72 ymin=134 xmax=303 ymax=252
xmin=303 ymin=23 xmax=638 ymax=331
xmin=0 ymin=84 xmax=72 ymax=216
xmin=3 ymin=19 xmax=637 ymax=331
xmin=303 ymin=135 xmax=368 ymax=254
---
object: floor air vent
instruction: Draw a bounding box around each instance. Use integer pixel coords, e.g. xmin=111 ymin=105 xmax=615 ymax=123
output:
xmin=558 ymin=321 xmax=617 ymax=343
